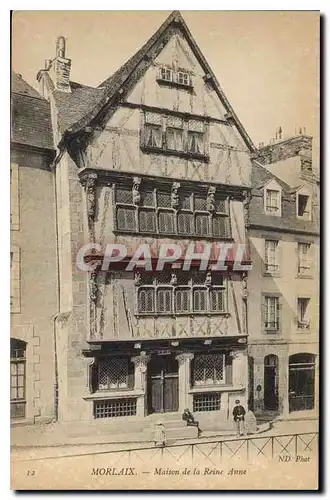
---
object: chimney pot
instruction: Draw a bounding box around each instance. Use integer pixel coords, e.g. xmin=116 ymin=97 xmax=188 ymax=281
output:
xmin=56 ymin=36 xmax=66 ymax=58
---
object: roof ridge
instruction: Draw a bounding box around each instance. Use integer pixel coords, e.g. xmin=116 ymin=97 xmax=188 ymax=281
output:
xmin=11 ymin=89 xmax=46 ymax=101
xmin=252 ymin=159 xmax=291 ymax=190
xmin=58 ymin=10 xmax=255 ymax=153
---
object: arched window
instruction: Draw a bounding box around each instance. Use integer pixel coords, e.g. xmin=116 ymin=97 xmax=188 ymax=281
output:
xmin=10 ymin=338 xmax=27 ymax=419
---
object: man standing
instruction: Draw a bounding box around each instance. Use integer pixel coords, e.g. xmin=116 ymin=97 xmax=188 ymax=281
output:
xmin=232 ymin=399 xmax=246 ymax=437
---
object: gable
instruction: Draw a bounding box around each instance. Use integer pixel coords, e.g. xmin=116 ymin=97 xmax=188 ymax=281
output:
xmin=59 ymin=11 xmax=255 ymax=155
xmin=263 ymin=178 xmax=282 ymax=192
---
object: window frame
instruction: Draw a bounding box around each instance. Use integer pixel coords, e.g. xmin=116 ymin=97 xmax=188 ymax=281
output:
xmin=97 ymin=356 xmax=134 ymax=392
xmin=264 ymin=295 xmax=280 ymax=332
xmin=10 ymin=339 xmax=26 ymax=420
xmin=265 ymin=188 xmax=281 ymax=215
xmin=141 ymin=111 xmax=208 ymax=160
xmin=114 ymin=184 xmax=231 ymax=239
xmin=297 ymin=297 xmax=310 ymax=330
xmin=192 ymin=353 xmax=226 ymax=387
xmin=297 ymin=193 xmax=312 ymax=220
xmin=297 ymin=242 xmax=312 ymax=277
xmin=136 ymin=273 xmax=228 ymax=317
xmin=157 ymin=67 xmax=193 ymax=88
xmin=264 ymin=239 xmax=280 ymax=274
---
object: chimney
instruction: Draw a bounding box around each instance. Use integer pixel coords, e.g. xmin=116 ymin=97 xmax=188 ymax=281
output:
xmin=275 ymin=126 xmax=282 ymax=140
xmin=36 ymin=36 xmax=71 ymax=98
xmin=52 ymin=36 xmax=71 ymax=93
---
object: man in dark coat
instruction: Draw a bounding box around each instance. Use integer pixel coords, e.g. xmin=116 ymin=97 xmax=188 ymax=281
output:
xmin=232 ymin=399 xmax=246 ymax=437
xmin=182 ymin=408 xmax=202 ymax=437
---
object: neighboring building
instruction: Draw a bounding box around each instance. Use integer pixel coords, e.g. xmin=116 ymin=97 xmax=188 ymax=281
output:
xmin=10 ymin=72 xmax=57 ymax=424
xmin=35 ymin=11 xmax=254 ymax=432
xmin=248 ymin=130 xmax=319 ymax=418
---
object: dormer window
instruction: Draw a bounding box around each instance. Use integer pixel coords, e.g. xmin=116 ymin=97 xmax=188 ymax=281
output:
xmin=159 ymin=67 xmax=173 ymax=83
xmin=157 ymin=67 xmax=193 ymax=89
xmin=297 ymin=194 xmax=311 ymax=220
xmin=265 ymin=189 xmax=280 ymax=214
xmin=177 ymin=71 xmax=190 ymax=86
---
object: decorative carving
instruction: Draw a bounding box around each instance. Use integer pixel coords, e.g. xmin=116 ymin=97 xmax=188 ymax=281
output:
xmin=175 ymin=352 xmax=194 ymax=365
xmin=242 ymin=189 xmax=252 ymax=226
xmin=86 ymin=172 xmax=97 ymax=220
xmin=242 ymin=276 xmax=248 ymax=299
xmin=132 ymin=177 xmax=141 ymax=205
xmin=207 ymin=186 xmax=216 ymax=213
xmin=134 ymin=271 xmax=141 ymax=286
xmin=171 ymin=182 xmax=180 ymax=208
xmin=170 ymin=271 xmax=177 ymax=285
xmin=205 ymin=271 xmax=212 ymax=287
xmin=85 ymin=357 xmax=96 ymax=391
xmin=90 ymin=270 xmax=98 ymax=305
xmin=89 ymin=270 xmax=98 ymax=339
xmin=85 ymin=172 xmax=98 ymax=243
xmin=131 ymin=353 xmax=151 ymax=370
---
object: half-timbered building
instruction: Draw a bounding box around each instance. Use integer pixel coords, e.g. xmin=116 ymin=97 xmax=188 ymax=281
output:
xmin=36 ymin=11 xmax=254 ymax=434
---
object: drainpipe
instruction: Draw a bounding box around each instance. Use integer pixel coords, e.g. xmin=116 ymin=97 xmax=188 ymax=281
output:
xmin=53 ymin=314 xmax=60 ymax=421
xmin=51 ymin=152 xmax=61 ymax=422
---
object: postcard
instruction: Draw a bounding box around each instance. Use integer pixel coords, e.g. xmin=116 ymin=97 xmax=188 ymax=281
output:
xmin=10 ymin=10 xmax=319 ymax=490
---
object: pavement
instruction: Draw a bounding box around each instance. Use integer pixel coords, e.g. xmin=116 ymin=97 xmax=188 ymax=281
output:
xmin=11 ymin=417 xmax=318 ymax=462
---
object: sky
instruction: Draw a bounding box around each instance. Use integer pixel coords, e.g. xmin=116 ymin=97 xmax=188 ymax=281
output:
xmin=11 ymin=10 xmax=319 ymax=150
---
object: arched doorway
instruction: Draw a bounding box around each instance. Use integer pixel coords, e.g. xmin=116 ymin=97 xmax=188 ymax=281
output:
xmin=289 ymin=353 xmax=315 ymax=412
xmin=264 ymin=354 xmax=279 ymax=411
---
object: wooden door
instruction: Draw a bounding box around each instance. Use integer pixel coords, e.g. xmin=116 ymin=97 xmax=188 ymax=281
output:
xmin=148 ymin=355 xmax=179 ymax=414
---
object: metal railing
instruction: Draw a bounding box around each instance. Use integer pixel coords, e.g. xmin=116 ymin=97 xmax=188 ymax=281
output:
xmin=18 ymin=432 xmax=318 ymax=466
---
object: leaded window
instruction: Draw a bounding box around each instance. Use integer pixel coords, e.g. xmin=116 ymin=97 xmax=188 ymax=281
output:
xmin=195 ymin=214 xmax=209 ymax=236
xmin=193 ymin=288 xmax=207 ymax=312
xmin=97 ymin=357 xmax=134 ymax=391
xmin=114 ymin=184 xmax=231 ymax=239
xmin=136 ymin=272 xmax=227 ymax=315
xmin=157 ymin=288 xmax=172 ymax=313
xmin=117 ymin=207 xmax=135 ymax=231
xmin=139 ymin=209 xmax=156 ymax=233
xmin=158 ymin=210 xmax=174 ymax=233
xmin=193 ymin=354 xmax=225 ymax=386
xmin=142 ymin=111 xmax=207 ymax=159
xmin=10 ymin=339 xmax=26 ymax=419
xmin=175 ymin=288 xmax=190 ymax=313
xmin=138 ymin=288 xmax=154 ymax=313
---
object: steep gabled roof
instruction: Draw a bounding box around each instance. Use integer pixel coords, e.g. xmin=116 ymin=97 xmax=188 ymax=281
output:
xmin=11 ymin=72 xmax=54 ymax=151
xmin=56 ymin=11 xmax=255 ymax=152
xmin=53 ymin=82 xmax=104 ymax=133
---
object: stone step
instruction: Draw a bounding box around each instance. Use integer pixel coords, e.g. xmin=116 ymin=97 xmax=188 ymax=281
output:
xmin=143 ymin=423 xmax=199 ymax=442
